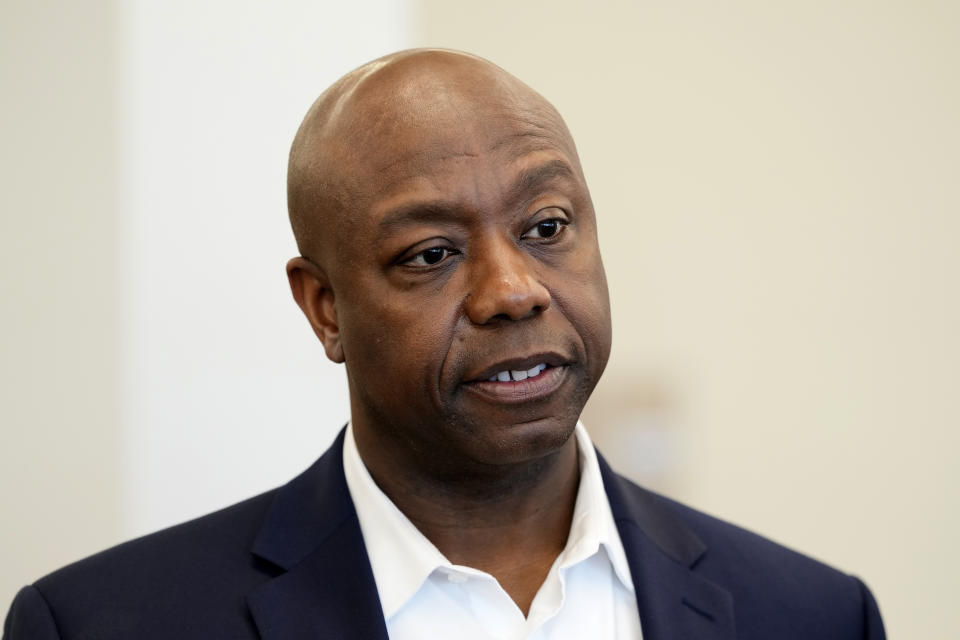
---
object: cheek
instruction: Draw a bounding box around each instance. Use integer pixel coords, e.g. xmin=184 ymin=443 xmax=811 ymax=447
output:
xmin=557 ymin=247 xmax=612 ymax=371
xmin=339 ymin=285 xmax=458 ymax=396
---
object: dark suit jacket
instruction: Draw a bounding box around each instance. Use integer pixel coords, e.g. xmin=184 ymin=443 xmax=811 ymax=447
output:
xmin=4 ymin=430 xmax=885 ymax=639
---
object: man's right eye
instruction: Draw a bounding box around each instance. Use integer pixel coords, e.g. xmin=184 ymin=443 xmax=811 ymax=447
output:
xmin=404 ymin=246 xmax=458 ymax=267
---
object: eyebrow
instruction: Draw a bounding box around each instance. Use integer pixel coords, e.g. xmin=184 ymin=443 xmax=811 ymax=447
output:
xmin=507 ymin=158 xmax=577 ymax=204
xmin=377 ymin=159 xmax=578 ymax=233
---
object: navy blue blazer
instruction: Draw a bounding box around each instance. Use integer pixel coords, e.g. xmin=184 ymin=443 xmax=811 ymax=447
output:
xmin=4 ymin=430 xmax=885 ymax=639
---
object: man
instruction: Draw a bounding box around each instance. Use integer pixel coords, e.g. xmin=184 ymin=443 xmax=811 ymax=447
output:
xmin=4 ymin=49 xmax=884 ymax=639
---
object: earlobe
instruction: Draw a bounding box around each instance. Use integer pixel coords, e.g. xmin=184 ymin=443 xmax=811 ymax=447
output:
xmin=286 ymin=257 xmax=345 ymax=363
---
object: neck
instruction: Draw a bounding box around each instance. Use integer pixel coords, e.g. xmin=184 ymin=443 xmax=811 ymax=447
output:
xmin=353 ymin=422 xmax=581 ymax=615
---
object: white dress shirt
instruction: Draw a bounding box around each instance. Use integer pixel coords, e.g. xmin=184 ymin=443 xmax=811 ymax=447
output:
xmin=343 ymin=422 xmax=644 ymax=640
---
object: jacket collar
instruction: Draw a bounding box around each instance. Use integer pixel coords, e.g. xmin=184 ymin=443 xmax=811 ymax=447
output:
xmin=598 ymin=452 xmax=737 ymax=640
xmin=246 ymin=429 xmax=389 ymax=640
xmin=245 ymin=429 xmax=735 ymax=640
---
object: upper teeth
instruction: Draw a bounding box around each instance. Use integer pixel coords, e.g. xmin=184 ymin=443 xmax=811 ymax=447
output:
xmin=489 ymin=363 xmax=547 ymax=382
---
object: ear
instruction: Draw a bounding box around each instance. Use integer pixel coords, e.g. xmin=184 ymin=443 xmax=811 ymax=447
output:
xmin=286 ymin=257 xmax=344 ymax=363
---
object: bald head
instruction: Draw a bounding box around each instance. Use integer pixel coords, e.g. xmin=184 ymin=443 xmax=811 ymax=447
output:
xmin=284 ymin=49 xmax=610 ymax=469
xmin=287 ymin=49 xmax=580 ymax=269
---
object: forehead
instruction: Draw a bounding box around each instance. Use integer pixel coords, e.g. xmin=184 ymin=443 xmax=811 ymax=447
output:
xmin=339 ymin=88 xmax=581 ymax=217
xmin=292 ymin=55 xmax=590 ymax=271
xmin=349 ymin=79 xmax=573 ymax=176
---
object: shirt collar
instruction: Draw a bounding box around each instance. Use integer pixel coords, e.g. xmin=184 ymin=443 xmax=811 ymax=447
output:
xmin=564 ymin=424 xmax=635 ymax=593
xmin=342 ymin=421 xmax=635 ymax=619
xmin=342 ymin=424 xmax=446 ymax=618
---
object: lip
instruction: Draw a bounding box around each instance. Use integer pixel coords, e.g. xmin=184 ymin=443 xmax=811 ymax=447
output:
xmin=462 ymin=350 xmax=571 ymax=404
xmin=466 ymin=352 xmax=570 ymax=384
xmin=463 ymin=364 xmax=568 ymax=404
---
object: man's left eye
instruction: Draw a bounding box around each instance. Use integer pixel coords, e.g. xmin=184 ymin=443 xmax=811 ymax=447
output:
xmin=522 ymin=218 xmax=567 ymax=240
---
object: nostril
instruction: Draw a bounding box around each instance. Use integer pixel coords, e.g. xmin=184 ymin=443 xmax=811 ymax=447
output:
xmin=463 ymin=256 xmax=552 ymax=324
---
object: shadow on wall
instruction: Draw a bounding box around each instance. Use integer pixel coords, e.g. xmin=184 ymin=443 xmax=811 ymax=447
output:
xmin=582 ymin=375 xmax=686 ymax=498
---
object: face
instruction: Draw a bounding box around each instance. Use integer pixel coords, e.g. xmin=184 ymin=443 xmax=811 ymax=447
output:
xmin=294 ymin=67 xmax=612 ymax=476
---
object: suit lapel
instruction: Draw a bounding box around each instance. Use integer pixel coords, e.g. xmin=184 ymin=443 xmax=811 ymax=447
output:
xmin=246 ymin=429 xmax=389 ymax=640
xmin=599 ymin=454 xmax=737 ymax=640
xmin=243 ymin=431 xmax=735 ymax=640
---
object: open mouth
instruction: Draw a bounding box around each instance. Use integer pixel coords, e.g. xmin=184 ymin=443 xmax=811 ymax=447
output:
xmin=487 ymin=363 xmax=548 ymax=382
xmin=465 ymin=359 xmax=568 ymax=404
xmin=468 ymin=351 xmax=569 ymax=384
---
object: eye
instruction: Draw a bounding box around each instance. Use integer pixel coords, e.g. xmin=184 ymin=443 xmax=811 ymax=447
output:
xmin=522 ymin=217 xmax=568 ymax=240
xmin=403 ymin=245 xmax=459 ymax=267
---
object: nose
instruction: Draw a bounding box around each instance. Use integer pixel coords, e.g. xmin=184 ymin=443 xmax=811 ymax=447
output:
xmin=463 ymin=239 xmax=551 ymax=325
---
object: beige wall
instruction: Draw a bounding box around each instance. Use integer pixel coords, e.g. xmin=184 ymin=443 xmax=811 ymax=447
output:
xmin=2 ymin=1 xmax=957 ymax=637
xmin=0 ymin=0 xmax=122 ymax=611
xmin=415 ymin=1 xmax=959 ymax=637
xmin=0 ymin=0 xmax=409 ymax=615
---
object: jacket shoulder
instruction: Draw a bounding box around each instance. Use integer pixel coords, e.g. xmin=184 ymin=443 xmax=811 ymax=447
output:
xmin=650 ymin=487 xmax=859 ymax=586
xmin=20 ymin=490 xmax=280 ymax=639
xmin=609 ymin=472 xmax=885 ymax=639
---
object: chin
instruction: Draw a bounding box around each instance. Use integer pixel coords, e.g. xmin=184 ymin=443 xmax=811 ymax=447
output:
xmin=468 ymin=413 xmax=580 ymax=467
